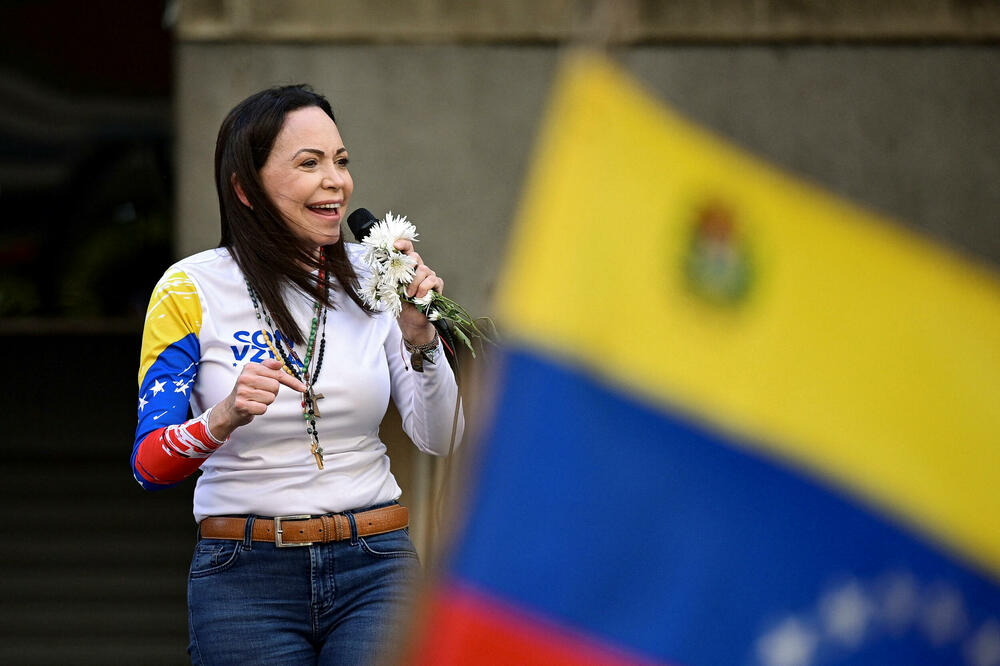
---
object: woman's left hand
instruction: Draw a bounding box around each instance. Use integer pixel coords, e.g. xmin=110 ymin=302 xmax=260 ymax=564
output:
xmin=394 ymin=238 xmax=442 ymax=345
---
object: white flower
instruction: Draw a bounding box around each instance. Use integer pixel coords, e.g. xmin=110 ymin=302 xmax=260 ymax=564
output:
xmin=380 ymin=288 xmax=403 ymax=316
xmin=383 ymin=212 xmax=418 ymax=244
xmin=414 ymin=291 xmax=436 ymax=307
xmin=359 ymin=275 xmax=382 ymax=309
xmin=358 ymin=268 xmax=407 ymax=315
xmin=361 ymin=244 xmax=389 ymax=268
xmin=383 ymin=251 xmax=417 ymax=286
xmin=354 ymin=211 xmax=493 ymax=353
xmin=360 ymin=225 xmax=392 ymax=255
xmin=361 ymin=212 xmax=418 ymax=255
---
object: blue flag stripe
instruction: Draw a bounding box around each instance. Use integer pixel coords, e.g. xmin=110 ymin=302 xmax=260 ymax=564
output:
xmin=448 ymin=347 xmax=1000 ymax=664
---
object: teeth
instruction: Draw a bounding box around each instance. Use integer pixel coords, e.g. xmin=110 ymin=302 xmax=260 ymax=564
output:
xmin=310 ymin=203 xmax=341 ymax=209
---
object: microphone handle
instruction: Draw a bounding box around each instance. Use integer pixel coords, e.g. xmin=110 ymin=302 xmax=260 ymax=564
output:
xmin=427 ymin=316 xmax=456 ymax=363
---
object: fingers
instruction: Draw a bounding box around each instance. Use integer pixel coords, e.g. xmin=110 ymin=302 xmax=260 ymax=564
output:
xmin=260 ymin=357 xmax=283 ymax=371
xmin=392 ymin=240 xmax=445 ymax=329
xmin=399 ymin=253 xmax=444 ymax=299
xmin=230 ymin=359 xmax=307 ymax=418
xmin=431 ymin=275 xmax=444 ymax=296
xmin=250 ymin=358 xmax=308 ymax=392
xmin=214 ymin=357 xmax=310 ymax=437
xmin=274 ymin=369 xmax=308 ymax=393
xmin=231 ymin=394 xmax=270 ymax=417
xmin=406 ymin=264 xmax=438 ymax=298
xmin=411 ymin=273 xmax=444 ymax=299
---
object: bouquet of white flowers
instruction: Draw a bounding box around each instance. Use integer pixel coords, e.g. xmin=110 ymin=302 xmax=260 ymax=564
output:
xmin=356 ymin=212 xmax=496 ymax=356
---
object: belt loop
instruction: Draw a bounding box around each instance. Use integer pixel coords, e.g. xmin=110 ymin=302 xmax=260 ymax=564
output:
xmin=345 ymin=512 xmax=359 ymax=545
xmin=320 ymin=515 xmax=332 ymax=542
xmin=243 ymin=515 xmax=256 ymax=550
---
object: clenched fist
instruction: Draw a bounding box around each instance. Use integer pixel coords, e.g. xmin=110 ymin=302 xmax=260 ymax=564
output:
xmin=208 ymin=358 xmax=307 ymax=441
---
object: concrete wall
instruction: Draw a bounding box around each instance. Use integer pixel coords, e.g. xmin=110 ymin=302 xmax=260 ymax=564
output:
xmin=176 ymin=43 xmax=1000 ymax=315
xmin=175 ymin=0 xmax=1000 ymax=42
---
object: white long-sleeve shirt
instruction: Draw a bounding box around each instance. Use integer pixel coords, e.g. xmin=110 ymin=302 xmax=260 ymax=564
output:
xmin=132 ymin=244 xmax=463 ymax=522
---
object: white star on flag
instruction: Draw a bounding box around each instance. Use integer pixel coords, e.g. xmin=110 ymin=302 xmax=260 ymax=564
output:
xmin=138 ymin=395 xmax=148 ymax=411
xmin=966 ymin=619 xmax=1000 ymax=666
xmin=150 ymin=379 xmax=166 ymax=395
xmin=877 ymin=571 xmax=920 ymax=635
xmin=920 ymin=583 xmax=968 ymax=646
xmin=820 ymin=579 xmax=873 ymax=647
xmin=756 ymin=617 xmax=818 ymax=666
xmin=174 ymin=380 xmax=191 ymax=395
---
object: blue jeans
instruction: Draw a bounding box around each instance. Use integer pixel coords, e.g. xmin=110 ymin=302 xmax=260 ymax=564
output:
xmin=187 ymin=506 xmax=421 ymax=665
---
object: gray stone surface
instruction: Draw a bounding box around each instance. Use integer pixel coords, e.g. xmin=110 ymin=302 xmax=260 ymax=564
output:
xmin=174 ymin=0 xmax=1000 ymax=42
xmin=177 ymin=43 xmax=999 ymax=320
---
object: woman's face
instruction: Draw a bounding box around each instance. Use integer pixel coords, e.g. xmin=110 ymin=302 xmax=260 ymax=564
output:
xmin=258 ymin=105 xmax=353 ymax=248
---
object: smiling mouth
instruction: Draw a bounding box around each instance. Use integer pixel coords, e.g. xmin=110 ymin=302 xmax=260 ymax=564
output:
xmin=307 ymin=203 xmax=342 ymax=217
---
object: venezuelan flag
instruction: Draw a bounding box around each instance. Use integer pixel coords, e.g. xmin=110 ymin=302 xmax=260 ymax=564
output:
xmin=409 ymin=53 xmax=1000 ymax=665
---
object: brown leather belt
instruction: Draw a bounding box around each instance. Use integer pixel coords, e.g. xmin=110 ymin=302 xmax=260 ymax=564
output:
xmin=198 ymin=505 xmax=408 ymax=548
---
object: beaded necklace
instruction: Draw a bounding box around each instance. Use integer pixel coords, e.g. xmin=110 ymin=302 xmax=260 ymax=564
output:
xmin=244 ymin=253 xmax=329 ymax=470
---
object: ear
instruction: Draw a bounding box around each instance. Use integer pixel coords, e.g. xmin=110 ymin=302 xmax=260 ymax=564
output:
xmin=231 ymin=173 xmax=252 ymax=209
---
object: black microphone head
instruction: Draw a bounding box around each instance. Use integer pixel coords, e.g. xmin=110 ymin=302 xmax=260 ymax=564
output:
xmin=347 ymin=208 xmax=378 ymax=242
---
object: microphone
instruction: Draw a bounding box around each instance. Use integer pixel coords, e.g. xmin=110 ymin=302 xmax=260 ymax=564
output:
xmin=346 ymin=207 xmax=457 ymax=360
xmin=346 ymin=207 xmax=379 ymax=244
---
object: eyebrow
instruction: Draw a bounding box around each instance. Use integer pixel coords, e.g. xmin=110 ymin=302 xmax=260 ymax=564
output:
xmin=292 ymin=147 xmax=348 ymax=160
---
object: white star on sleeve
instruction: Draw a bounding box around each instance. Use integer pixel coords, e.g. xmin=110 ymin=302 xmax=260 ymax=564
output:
xmin=150 ymin=379 xmax=166 ymax=395
xmin=138 ymin=394 xmax=149 ymax=411
xmin=174 ymin=380 xmax=191 ymax=395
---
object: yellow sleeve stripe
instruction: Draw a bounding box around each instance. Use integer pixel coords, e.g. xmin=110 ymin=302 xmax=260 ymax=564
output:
xmin=138 ymin=270 xmax=203 ymax=385
xmin=497 ymin=53 xmax=1000 ymax=578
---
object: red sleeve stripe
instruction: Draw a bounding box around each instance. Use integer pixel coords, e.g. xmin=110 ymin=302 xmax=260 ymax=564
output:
xmin=134 ymin=415 xmax=223 ymax=485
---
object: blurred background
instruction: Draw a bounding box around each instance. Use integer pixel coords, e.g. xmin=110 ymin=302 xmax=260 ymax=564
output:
xmin=0 ymin=0 xmax=997 ymax=663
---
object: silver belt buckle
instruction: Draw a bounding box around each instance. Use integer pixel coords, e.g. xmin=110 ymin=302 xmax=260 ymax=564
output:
xmin=274 ymin=515 xmax=313 ymax=548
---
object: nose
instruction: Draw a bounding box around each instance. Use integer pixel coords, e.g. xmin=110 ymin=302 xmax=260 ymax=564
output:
xmin=322 ymin=166 xmax=345 ymax=190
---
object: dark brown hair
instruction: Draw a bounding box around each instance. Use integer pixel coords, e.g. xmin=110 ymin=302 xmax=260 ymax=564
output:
xmin=215 ymin=84 xmax=373 ymax=345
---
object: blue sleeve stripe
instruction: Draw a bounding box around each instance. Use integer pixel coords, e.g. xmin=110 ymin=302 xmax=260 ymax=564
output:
xmin=132 ymin=333 xmax=201 ymax=490
xmin=135 ymin=333 xmax=201 ymax=442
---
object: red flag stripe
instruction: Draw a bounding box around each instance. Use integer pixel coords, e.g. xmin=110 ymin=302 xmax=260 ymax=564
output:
xmin=407 ymin=582 xmax=668 ymax=666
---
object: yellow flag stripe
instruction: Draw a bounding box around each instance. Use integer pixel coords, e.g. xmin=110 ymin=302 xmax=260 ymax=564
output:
xmin=138 ymin=270 xmax=202 ymax=385
xmin=497 ymin=53 xmax=1000 ymax=577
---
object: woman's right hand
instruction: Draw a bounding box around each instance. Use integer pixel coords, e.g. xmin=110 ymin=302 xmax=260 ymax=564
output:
xmin=208 ymin=358 xmax=307 ymax=441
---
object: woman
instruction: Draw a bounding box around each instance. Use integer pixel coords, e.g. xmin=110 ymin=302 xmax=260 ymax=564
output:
xmin=132 ymin=85 xmax=463 ymax=664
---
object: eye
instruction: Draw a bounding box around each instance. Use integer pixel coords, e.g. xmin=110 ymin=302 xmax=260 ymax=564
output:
xmin=300 ymin=158 xmax=318 ymax=168
xmin=337 ymin=157 xmax=350 ymax=167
